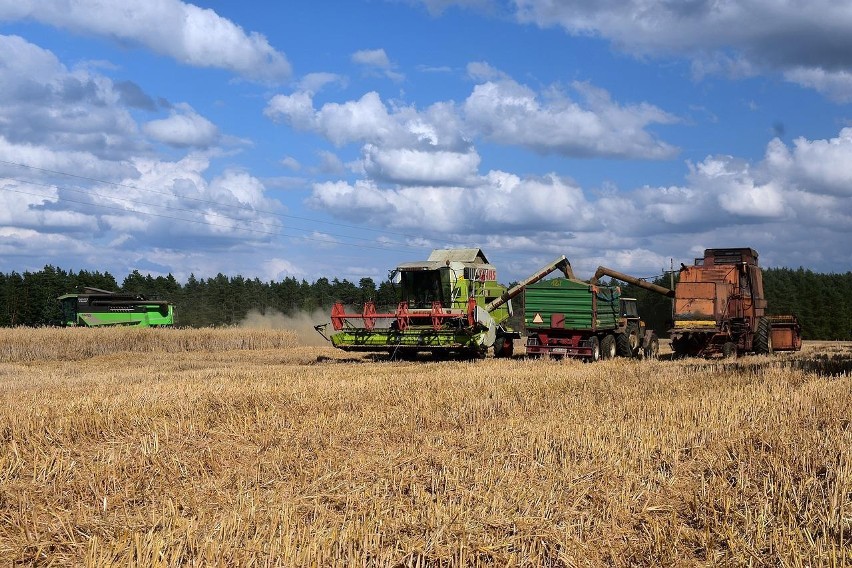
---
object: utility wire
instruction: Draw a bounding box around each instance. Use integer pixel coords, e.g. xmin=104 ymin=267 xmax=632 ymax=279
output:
xmin=0 ymin=184 xmax=422 ymax=254
xmin=0 ymin=158 xmax=473 ymax=247
xmin=0 ymin=175 xmax=427 ymax=252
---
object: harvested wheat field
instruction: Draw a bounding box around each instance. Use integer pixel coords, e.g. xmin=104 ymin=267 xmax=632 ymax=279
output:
xmin=0 ymin=328 xmax=850 ymax=566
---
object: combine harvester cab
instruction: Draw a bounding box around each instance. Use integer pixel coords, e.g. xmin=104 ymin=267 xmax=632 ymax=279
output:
xmin=318 ymin=249 xmax=573 ymax=359
xmin=670 ymin=248 xmax=802 ymax=357
xmin=58 ymin=287 xmax=174 ymax=327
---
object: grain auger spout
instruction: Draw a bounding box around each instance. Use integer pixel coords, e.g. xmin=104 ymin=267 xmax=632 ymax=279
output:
xmin=485 ymin=255 xmax=575 ymax=313
xmin=589 ymin=266 xmax=675 ymax=298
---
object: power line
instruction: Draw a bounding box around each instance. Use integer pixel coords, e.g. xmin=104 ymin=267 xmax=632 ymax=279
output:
xmin=0 ymin=158 xmax=472 ymax=247
xmin=0 ymin=184 xmax=423 ymax=254
xmin=0 ymin=175 xmax=427 ymax=252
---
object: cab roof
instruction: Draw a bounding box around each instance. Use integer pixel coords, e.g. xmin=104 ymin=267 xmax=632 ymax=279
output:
xmin=397 ymin=248 xmax=495 ymax=271
xmin=427 ymin=248 xmax=490 ymax=264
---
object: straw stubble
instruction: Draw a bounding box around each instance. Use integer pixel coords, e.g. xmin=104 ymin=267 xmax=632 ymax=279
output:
xmin=0 ymin=328 xmax=849 ymax=566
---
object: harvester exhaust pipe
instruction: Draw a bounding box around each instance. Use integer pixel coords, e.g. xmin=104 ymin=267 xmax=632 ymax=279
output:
xmin=589 ymin=266 xmax=675 ymax=298
xmin=485 ymin=255 xmax=575 ymax=313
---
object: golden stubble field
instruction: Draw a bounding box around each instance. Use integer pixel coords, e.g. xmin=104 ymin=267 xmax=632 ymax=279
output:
xmin=0 ymin=328 xmax=850 ymax=566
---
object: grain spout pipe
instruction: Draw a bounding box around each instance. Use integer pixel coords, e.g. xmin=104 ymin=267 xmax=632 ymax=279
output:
xmin=589 ymin=266 xmax=675 ymax=298
xmin=485 ymin=255 xmax=576 ymax=313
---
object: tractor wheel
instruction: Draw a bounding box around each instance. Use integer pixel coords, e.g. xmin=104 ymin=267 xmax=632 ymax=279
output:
xmin=601 ymin=334 xmax=616 ymax=360
xmin=616 ymin=324 xmax=639 ymax=357
xmin=588 ymin=336 xmax=601 ymax=362
xmin=644 ymin=335 xmax=660 ymax=359
xmin=722 ymin=342 xmax=737 ymax=359
xmin=754 ymin=317 xmax=773 ymax=355
xmin=616 ymin=332 xmax=632 ymax=357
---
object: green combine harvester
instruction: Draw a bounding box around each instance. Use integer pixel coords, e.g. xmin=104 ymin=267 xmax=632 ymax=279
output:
xmin=58 ymin=287 xmax=174 ymax=327
xmin=316 ymin=249 xmax=573 ymax=358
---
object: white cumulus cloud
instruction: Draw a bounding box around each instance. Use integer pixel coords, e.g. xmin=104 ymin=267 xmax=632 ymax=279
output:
xmin=0 ymin=0 xmax=291 ymax=82
xmin=310 ymin=170 xmax=597 ymax=234
xmin=0 ymin=35 xmax=143 ymax=158
xmin=305 ymin=126 xmax=852 ymax=276
xmin=265 ymin=69 xmax=679 ymax=191
xmin=351 ymin=48 xmax=404 ymax=82
xmin=783 ymin=68 xmax=852 ymax=103
xmin=143 ymin=104 xmax=219 ymax=148
xmin=362 ymin=145 xmax=480 ymax=185
xmin=352 ymin=48 xmax=392 ymax=69
xmin=463 ymin=79 xmax=679 ymax=159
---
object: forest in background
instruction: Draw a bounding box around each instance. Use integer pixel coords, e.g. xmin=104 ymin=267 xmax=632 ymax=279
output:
xmin=0 ymin=265 xmax=849 ymax=340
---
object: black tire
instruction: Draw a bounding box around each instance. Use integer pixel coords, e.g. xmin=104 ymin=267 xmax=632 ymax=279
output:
xmin=601 ymin=334 xmax=616 ymax=360
xmin=588 ymin=336 xmax=600 ymax=362
xmin=722 ymin=341 xmax=737 ymax=359
xmin=754 ymin=317 xmax=773 ymax=355
xmin=617 ymin=324 xmax=640 ymax=357
xmin=616 ymin=332 xmax=632 ymax=357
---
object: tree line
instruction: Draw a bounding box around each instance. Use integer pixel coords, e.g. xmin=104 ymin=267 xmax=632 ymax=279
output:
xmin=0 ymin=265 xmax=849 ymax=340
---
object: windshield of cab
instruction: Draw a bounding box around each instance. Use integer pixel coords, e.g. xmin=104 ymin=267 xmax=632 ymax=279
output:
xmin=400 ymin=270 xmax=444 ymax=309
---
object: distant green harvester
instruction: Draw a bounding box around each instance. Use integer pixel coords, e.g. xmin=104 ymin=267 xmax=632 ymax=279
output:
xmin=58 ymin=287 xmax=174 ymax=327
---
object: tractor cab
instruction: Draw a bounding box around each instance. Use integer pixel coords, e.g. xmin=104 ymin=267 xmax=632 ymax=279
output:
xmin=620 ymin=297 xmax=639 ymax=320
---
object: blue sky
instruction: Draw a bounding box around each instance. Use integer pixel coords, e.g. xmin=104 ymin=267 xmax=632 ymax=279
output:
xmin=0 ymin=0 xmax=850 ymax=286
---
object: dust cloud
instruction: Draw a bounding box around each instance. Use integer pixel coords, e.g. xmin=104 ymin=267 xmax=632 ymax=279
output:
xmin=238 ymin=308 xmax=330 ymax=346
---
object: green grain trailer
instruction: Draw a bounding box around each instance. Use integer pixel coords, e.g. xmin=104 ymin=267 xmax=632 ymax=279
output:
xmin=524 ymin=278 xmax=619 ymax=360
xmin=524 ymin=278 xmax=660 ymax=360
xmin=58 ymin=287 xmax=174 ymax=327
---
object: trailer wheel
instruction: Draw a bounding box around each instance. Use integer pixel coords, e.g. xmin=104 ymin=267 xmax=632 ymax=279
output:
xmin=588 ymin=336 xmax=601 ymax=362
xmin=601 ymin=334 xmax=616 ymax=360
xmin=722 ymin=342 xmax=737 ymax=359
xmin=754 ymin=317 xmax=773 ymax=355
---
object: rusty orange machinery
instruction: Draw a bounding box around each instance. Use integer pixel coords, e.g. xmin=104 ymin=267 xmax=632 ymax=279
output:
xmin=671 ymin=248 xmax=801 ymax=357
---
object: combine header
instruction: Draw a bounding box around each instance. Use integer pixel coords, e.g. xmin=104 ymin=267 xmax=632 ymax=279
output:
xmin=317 ymin=249 xmax=573 ymax=358
xmin=58 ymin=287 xmax=174 ymax=327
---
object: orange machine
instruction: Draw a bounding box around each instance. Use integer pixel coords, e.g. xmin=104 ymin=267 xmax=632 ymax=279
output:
xmin=670 ymin=248 xmax=801 ymax=357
